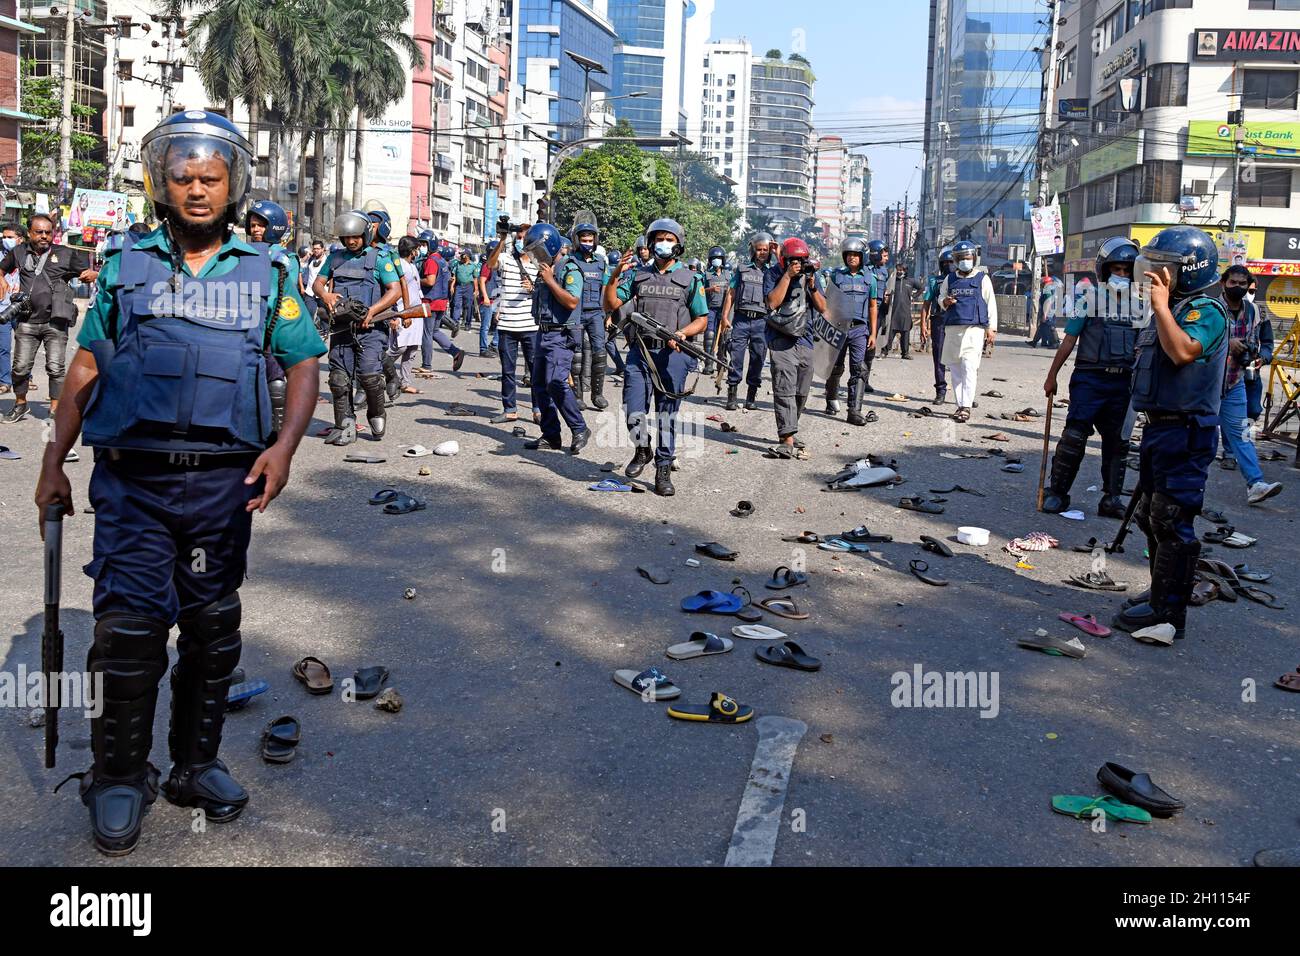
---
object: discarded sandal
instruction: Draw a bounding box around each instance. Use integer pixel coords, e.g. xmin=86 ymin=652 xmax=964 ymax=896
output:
xmin=758 ymin=596 xmax=809 ymax=620
xmin=1233 ymin=564 xmax=1273 ymax=583
xmin=781 ymin=531 xmax=821 ymax=544
xmin=695 ymin=542 xmax=738 ymax=561
xmin=1131 ymin=623 xmax=1176 ymax=646
xmin=368 ymin=488 xmax=400 ymax=506
xmin=291 ymin=657 xmax=333 ymax=695
xmin=730 ymin=500 xmax=755 ymax=518
xmin=909 ymin=559 xmax=948 ymax=587
xmin=613 ymin=667 xmax=680 ymax=700
xmin=766 ymin=565 xmax=809 ymax=590
xmin=930 ymin=485 xmax=986 ymax=497
xmin=755 ymin=641 xmax=822 ymax=672
xmin=666 ymin=632 xmax=733 ymax=660
xmin=681 ymin=591 xmax=744 ymax=615
xmin=1275 ymin=670 xmax=1300 ymax=693
xmin=666 ymin=692 xmax=753 ymax=724
xmin=1066 ymin=571 xmax=1128 ymax=592
xmin=898 ymin=497 xmax=945 ymax=514
xmin=352 ymin=666 xmax=389 ymax=700
xmin=261 ymin=716 xmax=301 ymax=764
xmin=1058 ymin=613 xmax=1111 ymax=638
xmin=731 ymin=624 xmax=788 ymax=641
xmin=383 ymin=493 xmax=427 ymax=515
xmin=636 ymin=565 xmax=671 ymax=585
xmin=919 ymin=535 xmax=953 ymax=557
xmin=1051 ymin=794 xmax=1151 ymax=824
xmin=841 ymin=525 xmax=893 ymax=544
xmin=1017 ymin=632 xmax=1086 ymax=658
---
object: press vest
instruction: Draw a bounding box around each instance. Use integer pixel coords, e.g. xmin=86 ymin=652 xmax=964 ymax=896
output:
xmin=1074 ymin=293 xmax=1138 ymax=370
xmin=705 ymin=268 xmax=730 ymax=310
xmin=423 ymin=252 xmax=450 ymax=302
xmin=734 ymin=263 xmax=768 ymax=315
xmin=943 ymin=271 xmax=989 ymax=327
xmin=573 ymin=253 xmax=607 ymax=319
xmin=326 ymin=247 xmax=381 ymax=308
xmin=82 ymin=242 xmax=274 ymax=454
xmin=631 ymin=265 xmax=695 ymax=334
xmin=830 ymin=268 xmax=874 ymax=324
xmin=533 ymin=262 xmax=581 ymax=330
xmin=1131 ymin=295 xmax=1228 ymax=418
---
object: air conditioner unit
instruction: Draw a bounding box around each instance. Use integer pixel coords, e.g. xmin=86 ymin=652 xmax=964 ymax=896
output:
xmin=1189 ymin=179 xmax=1209 ymax=196
xmin=286 ymin=182 xmax=299 ymax=195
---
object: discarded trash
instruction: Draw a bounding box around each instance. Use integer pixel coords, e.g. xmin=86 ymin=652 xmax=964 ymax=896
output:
xmin=374 ymin=688 xmax=403 ymax=713
xmin=404 ymin=588 xmax=416 ymax=600
xmin=1059 ymin=509 xmax=1086 ymax=521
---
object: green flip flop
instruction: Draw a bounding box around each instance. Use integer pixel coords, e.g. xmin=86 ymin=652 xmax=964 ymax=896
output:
xmin=1051 ymin=794 xmax=1152 ymax=824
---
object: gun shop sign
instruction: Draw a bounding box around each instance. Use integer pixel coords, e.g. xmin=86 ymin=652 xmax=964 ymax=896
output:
xmin=1195 ymin=28 xmax=1300 ymax=61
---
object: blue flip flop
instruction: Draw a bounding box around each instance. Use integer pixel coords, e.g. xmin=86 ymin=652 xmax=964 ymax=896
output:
xmin=226 ymin=679 xmax=269 ymax=712
xmin=818 ymin=537 xmax=870 ymax=553
xmin=680 ymin=590 xmax=744 ymax=614
xmin=369 ymin=488 xmax=400 ymax=506
xmin=589 ymin=478 xmax=632 ymax=492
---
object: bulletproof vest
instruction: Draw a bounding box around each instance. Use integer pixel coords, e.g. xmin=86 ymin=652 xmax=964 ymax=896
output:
xmin=705 ymin=268 xmax=730 ymax=309
xmin=870 ymin=266 xmax=889 ymax=301
xmin=423 ymin=252 xmax=450 ymax=301
xmin=484 ymin=265 xmax=500 ymax=298
xmin=533 ymin=262 xmax=580 ymax=329
xmin=82 ymin=244 xmax=274 ymax=454
xmin=943 ymin=271 xmax=989 ymax=327
xmin=326 ymin=247 xmax=381 ymax=308
xmin=734 ymin=263 xmax=768 ymax=314
xmin=1074 ymin=295 xmax=1138 ymax=370
xmin=631 ymin=265 xmax=695 ymax=334
xmin=831 ymin=268 xmax=873 ymax=324
xmin=574 ymin=253 xmax=607 ymax=318
xmin=1131 ymin=294 xmax=1228 ymax=418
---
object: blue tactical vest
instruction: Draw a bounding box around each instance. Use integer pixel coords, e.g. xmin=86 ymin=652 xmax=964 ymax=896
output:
xmin=1131 ymin=294 xmax=1228 ymax=418
xmin=82 ymin=243 xmax=274 ymax=454
xmin=705 ymin=268 xmax=730 ymax=310
xmin=483 ymin=265 xmax=501 ymax=300
xmin=423 ymin=252 xmax=450 ymax=302
xmin=943 ymin=271 xmax=989 ymax=327
xmin=533 ymin=262 xmax=581 ymax=330
xmin=326 ymin=247 xmax=381 ymax=308
xmin=631 ymin=266 xmax=695 ymax=334
xmin=870 ymin=265 xmax=889 ymax=302
xmin=734 ymin=263 xmax=768 ymax=315
xmin=1075 ymin=294 xmax=1138 ymax=370
xmin=831 ymin=267 xmax=873 ymax=324
xmin=573 ymin=253 xmax=606 ymax=319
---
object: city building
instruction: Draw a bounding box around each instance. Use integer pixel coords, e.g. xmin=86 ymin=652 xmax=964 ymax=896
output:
xmin=1045 ymin=0 xmax=1300 ymax=332
xmin=679 ymin=0 xmax=714 ymax=140
xmin=747 ymin=52 xmax=815 ymax=231
xmin=919 ymin=0 xmax=1044 ymax=268
xmin=843 ymin=153 xmax=870 ymax=236
xmin=699 ymin=38 xmax=751 ymax=208
xmin=516 ymin=0 xmax=617 ymax=143
xmin=0 ymin=0 xmax=44 ymax=194
xmin=608 ymin=0 xmax=691 ymax=138
xmin=812 ymin=132 xmax=846 ymax=248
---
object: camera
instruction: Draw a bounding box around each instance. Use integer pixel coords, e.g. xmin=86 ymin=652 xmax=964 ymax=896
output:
xmin=497 ymin=214 xmax=525 ymax=236
xmin=0 ymin=292 xmax=31 ymax=327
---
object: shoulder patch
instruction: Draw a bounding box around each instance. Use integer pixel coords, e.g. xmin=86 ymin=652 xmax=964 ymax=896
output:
xmin=383 ymin=261 xmax=396 ymax=273
xmin=1185 ymin=310 xmax=1200 ymax=324
xmin=278 ymin=297 xmax=302 ymax=320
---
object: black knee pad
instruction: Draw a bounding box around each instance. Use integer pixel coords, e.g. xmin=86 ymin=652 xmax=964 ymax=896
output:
xmin=1059 ymin=422 xmax=1090 ymax=459
xmin=190 ymin=592 xmax=241 ymax=640
xmin=1148 ymin=492 xmax=1188 ymax=543
xmin=178 ymin=594 xmax=242 ymax=676
xmin=89 ymin=614 xmax=170 ymax=696
xmin=328 ymin=368 xmax=350 ymax=394
xmin=1134 ymin=492 xmax=1152 ymax=537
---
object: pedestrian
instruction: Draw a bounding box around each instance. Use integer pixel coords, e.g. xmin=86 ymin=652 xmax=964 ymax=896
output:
xmin=936 ymin=240 xmax=997 ymax=423
xmin=312 ymin=209 xmax=403 ymax=445
xmin=1243 ymin=278 xmax=1272 ymax=422
xmin=476 ymin=239 xmax=501 ymax=358
xmin=35 ymin=110 xmax=324 ymax=856
xmin=823 ymin=237 xmax=877 ymax=425
xmin=603 ymin=218 xmax=709 ymax=496
xmin=521 ymin=222 xmax=589 ymax=456
xmin=567 ymin=221 xmax=610 ymax=411
xmin=0 ymin=214 xmax=97 ymax=423
xmin=300 ymin=239 xmax=327 ymax=319
xmin=1217 ymin=264 xmax=1282 ymax=505
xmin=1113 ymin=226 xmax=1228 ymax=640
xmin=920 ymin=246 xmax=952 ymax=403
xmin=720 ymin=232 xmax=773 ymax=411
xmin=0 ymin=222 xmax=23 ymax=396
xmin=1030 ymin=275 xmax=1061 ymax=348
xmin=1041 ymin=237 xmax=1141 ymax=518
xmin=483 ymin=222 xmax=539 ymax=425
xmin=880 ymin=263 xmax=921 ymax=359
xmin=389 ymin=237 xmax=426 ymax=395
xmin=764 ymin=236 xmax=825 ymax=458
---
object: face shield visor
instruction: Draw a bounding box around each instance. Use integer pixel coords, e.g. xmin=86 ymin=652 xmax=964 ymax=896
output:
xmin=141 ymin=133 xmax=251 ymax=215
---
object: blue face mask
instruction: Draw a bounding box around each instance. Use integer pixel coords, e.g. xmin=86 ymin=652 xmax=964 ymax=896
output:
xmin=579 ymin=240 xmax=595 ymax=252
xmin=1 ymin=237 xmax=16 ymax=251
xmin=653 ymin=241 xmax=675 ymax=260
xmin=515 ymin=240 xmax=525 ymax=253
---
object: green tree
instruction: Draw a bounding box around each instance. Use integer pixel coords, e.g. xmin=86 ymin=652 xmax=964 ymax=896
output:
xmin=765 ymin=49 xmax=782 ymax=60
xmin=19 ymin=59 xmax=104 ymax=189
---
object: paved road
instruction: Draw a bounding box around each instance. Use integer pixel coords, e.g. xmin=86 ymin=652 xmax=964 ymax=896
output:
xmin=1 ymin=337 xmax=1297 ymax=866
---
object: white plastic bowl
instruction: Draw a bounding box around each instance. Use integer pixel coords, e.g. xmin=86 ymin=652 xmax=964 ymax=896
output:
xmin=957 ymin=526 xmax=989 ymax=547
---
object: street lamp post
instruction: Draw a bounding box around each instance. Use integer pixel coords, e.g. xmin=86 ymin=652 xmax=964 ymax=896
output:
xmin=565 ymin=50 xmax=607 ymax=142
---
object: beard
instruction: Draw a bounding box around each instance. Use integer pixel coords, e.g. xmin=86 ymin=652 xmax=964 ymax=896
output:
xmin=166 ymin=207 xmax=227 ymax=244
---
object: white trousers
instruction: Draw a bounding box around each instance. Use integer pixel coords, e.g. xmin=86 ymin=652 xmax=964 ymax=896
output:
xmin=941 ymin=325 xmax=986 ymax=409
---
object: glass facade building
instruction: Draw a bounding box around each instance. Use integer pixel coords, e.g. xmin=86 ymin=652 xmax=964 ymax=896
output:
xmin=516 ymin=0 xmax=617 ymax=141
xmin=920 ymin=0 xmax=1045 ymax=264
xmin=607 ymin=0 xmax=689 ymax=137
xmin=747 ymin=57 xmax=815 ymax=229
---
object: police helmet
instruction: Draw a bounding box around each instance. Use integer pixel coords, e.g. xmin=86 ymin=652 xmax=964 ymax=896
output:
xmin=634 ymin=236 xmax=648 ymax=253
xmin=571 ymin=222 xmax=600 ymax=245
xmin=140 ymin=110 xmax=253 ymax=221
xmin=707 ymin=245 xmax=726 ymax=264
xmin=751 ymin=231 xmax=775 ymax=249
xmin=840 ymin=237 xmax=867 ymax=264
xmin=1135 ymin=226 xmax=1219 ymax=298
xmin=645 ymin=218 xmax=685 ymax=259
xmin=1095 ymin=237 xmax=1139 ymax=282
xmin=951 ymin=240 xmax=980 ymax=269
xmin=523 ymin=222 xmax=564 ymax=265
xmin=333 ymin=209 xmax=372 ymax=243
xmin=418 ymin=229 xmax=437 ymax=245
xmin=867 ymin=239 xmax=888 ymax=266
xmin=247 ymin=199 xmax=290 ymax=244
xmin=365 ymin=210 xmax=392 ymax=244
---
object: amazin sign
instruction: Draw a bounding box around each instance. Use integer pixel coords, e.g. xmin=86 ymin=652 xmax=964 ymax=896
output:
xmin=1195 ymin=28 xmax=1300 ymax=61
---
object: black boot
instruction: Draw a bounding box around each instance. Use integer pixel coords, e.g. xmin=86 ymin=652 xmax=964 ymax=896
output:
xmin=1042 ymin=424 xmax=1087 ymax=513
xmin=324 ymin=381 xmax=356 ymax=445
xmin=846 ymin=377 xmax=866 ymax=426
xmin=725 ymin=385 xmax=739 ymax=411
xmin=825 ymin=370 xmax=841 ymax=415
xmin=744 ymin=385 xmax=759 ymax=411
xmin=861 ymin=359 xmax=875 ymax=394
xmin=58 ymin=614 xmax=169 ymax=856
xmin=360 ymin=373 xmax=387 ymax=438
xmin=569 ymin=428 xmax=591 ymax=456
xmin=162 ymin=594 xmax=249 ymax=822
xmin=590 ymin=354 xmax=609 ymax=410
xmin=654 ymin=463 xmax=675 ymax=497
xmin=524 ymin=435 xmax=563 ymax=451
xmin=626 ymin=443 xmax=653 ymax=478
xmin=267 ymin=378 xmax=287 ymax=436
xmin=576 ymin=340 xmax=592 ymax=411
xmin=1098 ymin=444 xmax=1129 ymax=518
xmin=1113 ymin=539 xmax=1199 ymax=639
xmin=703 ymin=328 xmax=716 ymax=376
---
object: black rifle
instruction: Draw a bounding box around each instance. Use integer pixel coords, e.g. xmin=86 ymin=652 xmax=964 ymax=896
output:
xmin=43 ymin=503 xmax=66 ymax=768
xmin=613 ymin=304 xmax=736 ymax=376
xmin=1106 ymin=486 xmax=1142 ymax=554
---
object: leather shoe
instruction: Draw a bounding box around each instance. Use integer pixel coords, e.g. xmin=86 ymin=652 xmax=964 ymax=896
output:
xmin=569 ymin=428 xmax=591 ymax=456
xmin=1096 ymin=762 xmax=1184 ymax=817
xmin=524 ymin=435 xmax=562 ymax=451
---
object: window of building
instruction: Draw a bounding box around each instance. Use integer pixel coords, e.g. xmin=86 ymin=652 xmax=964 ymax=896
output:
xmin=1097 ymin=5 xmax=1126 ymax=52
xmin=1248 ymin=0 xmax=1300 ymax=9
xmin=1145 ymin=64 xmax=1188 ymax=107
xmin=1141 ymin=0 xmax=1191 ymax=13
xmin=1091 ymin=92 xmax=1119 ymax=132
xmin=118 ymin=59 xmax=133 ymax=79
xmin=1057 ymin=47 xmax=1076 ymax=87
xmin=1141 ymin=159 xmax=1181 ymax=205
xmin=1239 ymin=167 xmax=1292 ymax=208
xmin=1114 ymin=166 xmax=1140 ymax=209
xmin=1243 ymin=69 xmax=1299 ymax=110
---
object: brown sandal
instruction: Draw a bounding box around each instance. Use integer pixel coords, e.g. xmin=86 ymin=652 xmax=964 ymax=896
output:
xmin=1275 ymin=671 xmax=1300 ymax=693
xmin=292 ymin=656 xmax=334 ymax=694
xmin=758 ymin=596 xmax=809 ymax=620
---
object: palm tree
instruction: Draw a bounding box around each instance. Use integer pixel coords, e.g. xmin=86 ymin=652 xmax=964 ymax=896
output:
xmin=188 ymin=0 xmax=284 ymax=148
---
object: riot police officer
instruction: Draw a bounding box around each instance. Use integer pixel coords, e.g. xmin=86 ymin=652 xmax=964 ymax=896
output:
xmin=702 ymin=245 xmax=729 ymax=376
xmin=568 ymin=221 xmax=610 ymax=410
xmin=244 ymin=199 xmax=294 ymax=434
xmin=824 ymin=238 xmax=878 ymax=426
xmin=720 ymin=232 xmax=773 ymax=411
xmin=634 ymin=236 xmax=652 ymax=267
xmin=1113 ymin=226 xmax=1229 ymax=640
xmin=450 ymin=247 xmax=479 ymax=332
xmin=921 ymin=246 xmax=953 ymax=403
xmin=765 ymin=237 xmax=826 ymax=457
xmin=313 ymin=210 xmax=403 ymax=444
xmin=521 ymin=222 xmax=590 ymax=455
xmin=604 ymin=218 xmax=709 ymax=496
xmin=34 ymin=110 xmax=325 ymax=855
xmin=1042 ymin=237 xmax=1141 ymax=518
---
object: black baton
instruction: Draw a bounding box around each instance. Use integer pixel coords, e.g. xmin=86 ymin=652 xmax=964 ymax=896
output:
xmin=42 ymin=503 xmax=66 ymax=769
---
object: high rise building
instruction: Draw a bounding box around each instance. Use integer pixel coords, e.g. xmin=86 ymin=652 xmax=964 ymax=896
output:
xmin=747 ymin=52 xmax=815 ymax=231
xmin=515 ymin=0 xmax=617 ymax=143
xmin=608 ymin=0 xmax=691 ymax=137
xmin=813 ymin=133 xmax=847 ymax=247
xmin=679 ymin=0 xmax=715 ymax=140
xmin=844 ymin=153 xmax=870 ymax=232
xmin=699 ymin=38 xmax=751 ymax=208
xmin=919 ymin=0 xmax=1044 ymax=268
xmin=0 ymin=1 xmax=44 ymax=181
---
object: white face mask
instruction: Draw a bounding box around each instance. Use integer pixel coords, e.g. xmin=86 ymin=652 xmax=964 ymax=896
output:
xmin=955 ymin=259 xmax=975 ymax=274
xmin=711 ymin=258 xmax=722 ymax=268
xmin=1245 ymin=291 xmax=1256 ymax=304
xmin=1107 ymin=276 xmax=1131 ymax=290
xmin=1 ymin=237 xmax=15 ymax=251
xmin=653 ymin=241 xmax=675 ymax=260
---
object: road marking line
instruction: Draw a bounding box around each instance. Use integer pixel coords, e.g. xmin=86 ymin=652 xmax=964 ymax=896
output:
xmin=724 ymin=715 xmax=807 ymax=867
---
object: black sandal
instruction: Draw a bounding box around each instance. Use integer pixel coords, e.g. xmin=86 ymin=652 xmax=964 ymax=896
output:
xmin=909 ymin=559 xmax=948 ymax=586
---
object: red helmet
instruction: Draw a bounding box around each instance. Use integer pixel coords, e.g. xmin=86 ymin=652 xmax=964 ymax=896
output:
xmin=778 ymin=237 xmax=810 ymax=269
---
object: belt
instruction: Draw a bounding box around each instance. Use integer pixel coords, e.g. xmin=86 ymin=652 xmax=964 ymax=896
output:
xmin=1143 ymin=412 xmax=1194 ymax=424
xmin=96 ymin=448 xmax=260 ymax=470
xmin=737 ymin=309 xmax=767 ymax=318
xmin=1082 ymin=365 xmax=1132 ymax=375
xmin=538 ymin=323 xmax=576 ymax=332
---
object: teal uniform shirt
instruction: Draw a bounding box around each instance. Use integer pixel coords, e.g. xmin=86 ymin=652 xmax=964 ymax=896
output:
xmin=317 ymin=246 xmax=402 ymax=290
xmin=1178 ymin=297 xmax=1228 ymax=365
xmin=453 ymin=261 xmax=478 ymax=285
xmin=613 ymin=260 xmax=709 ymax=317
xmin=79 ymin=228 xmax=326 ymax=371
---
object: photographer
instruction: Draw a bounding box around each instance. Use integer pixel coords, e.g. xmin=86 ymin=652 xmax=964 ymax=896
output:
xmin=0 ymin=222 xmax=22 ymax=395
xmin=764 ymin=237 xmax=826 ymax=459
xmin=483 ymin=217 xmax=539 ymax=425
xmin=0 ymin=214 xmax=96 ymax=423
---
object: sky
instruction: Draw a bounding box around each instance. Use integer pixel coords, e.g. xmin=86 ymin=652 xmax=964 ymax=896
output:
xmin=709 ymin=0 xmax=932 ymax=218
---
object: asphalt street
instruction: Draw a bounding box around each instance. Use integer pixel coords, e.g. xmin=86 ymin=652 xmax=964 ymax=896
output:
xmin=1 ymin=334 xmax=1297 ymax=866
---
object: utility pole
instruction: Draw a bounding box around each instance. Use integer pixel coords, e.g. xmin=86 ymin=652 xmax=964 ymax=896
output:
xmin=57 ymin=2 xmax=76 ymax=196
xmin=1229 ymin=110 xmax=1245 ymax=232
xmin=1028 ymin=0 xmax=1062 ymax=339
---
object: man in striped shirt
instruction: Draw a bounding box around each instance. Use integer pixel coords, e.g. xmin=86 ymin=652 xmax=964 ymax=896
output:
xmin=483 ymin=223 xmax=539 ymax=424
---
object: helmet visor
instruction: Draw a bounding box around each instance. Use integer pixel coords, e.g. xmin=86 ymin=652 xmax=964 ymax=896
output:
xmin=142 ymin=134 xmax=249 ymax=212
xmin=525 ymin=237 xmax=556 ymax=266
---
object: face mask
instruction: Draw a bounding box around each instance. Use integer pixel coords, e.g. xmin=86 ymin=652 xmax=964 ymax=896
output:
xmin=515 ymin=240 xmax=525 ymax=253
xmin=1245 ymin=291 xmax=1256 ymax=304
xmin=653 ymin=241 xmax=675 ymax=259
xmin=1224 ymin=286 xmax=1247 ymax=302
xmin=1 ymin=237 xmax=16 ymax=251
xmin=955 ymin=259 xmax=974 ymax=274
xmin=1107 ymin=276 xmax=1130 ymax=291
xmin=711 ymin=258 xmax=722 ymax=268
xmin=579 ymin=241 xmax=595 ymax=252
